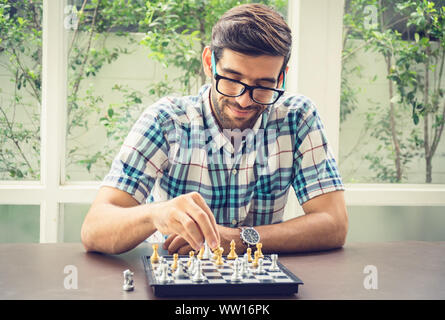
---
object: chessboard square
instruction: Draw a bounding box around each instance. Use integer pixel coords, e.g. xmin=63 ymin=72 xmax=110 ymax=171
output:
xmin=255 ymin=274 xmax=273 ymax=280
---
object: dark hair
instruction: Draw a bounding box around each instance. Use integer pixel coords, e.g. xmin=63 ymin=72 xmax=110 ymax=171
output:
xmin=210 ymin=3 xmax=292 ymax=75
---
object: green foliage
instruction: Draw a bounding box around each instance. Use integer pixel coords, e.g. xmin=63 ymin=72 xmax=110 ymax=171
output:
xmin=0 ymin=0 xmax=288 ymax=181
xmin=342 ymin=0 xmax=445 ymax=183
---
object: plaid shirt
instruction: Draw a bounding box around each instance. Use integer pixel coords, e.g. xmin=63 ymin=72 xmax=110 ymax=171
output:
xmin=102 ymin=85 xmax=344 ymax=228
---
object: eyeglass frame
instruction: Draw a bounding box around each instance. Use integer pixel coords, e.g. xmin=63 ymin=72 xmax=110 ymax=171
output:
xmin=211 ymin=51 xmax=286 ymax=106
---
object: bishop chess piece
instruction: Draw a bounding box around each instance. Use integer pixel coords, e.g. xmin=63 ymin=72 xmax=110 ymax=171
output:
xmin=122 ymin=269 xmax=134 ymax=291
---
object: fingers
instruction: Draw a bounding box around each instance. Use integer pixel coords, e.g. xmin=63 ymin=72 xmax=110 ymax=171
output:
xmin=154 ymin=192 xmax=220 ymax=252
xmin=165 ymin=235 xmax=194 ymax=255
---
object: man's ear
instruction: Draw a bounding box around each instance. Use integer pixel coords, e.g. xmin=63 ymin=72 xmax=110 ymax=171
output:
xmin=202 ymin=46 xmax=213 ymax=78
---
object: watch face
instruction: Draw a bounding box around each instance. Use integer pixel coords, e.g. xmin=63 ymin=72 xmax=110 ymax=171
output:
xmin=243 ymin=228 xmax=260 ymax=245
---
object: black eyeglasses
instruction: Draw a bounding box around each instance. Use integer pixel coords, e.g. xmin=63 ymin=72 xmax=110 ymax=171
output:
xmin=211 ymin=52 xmax=285 ymax=106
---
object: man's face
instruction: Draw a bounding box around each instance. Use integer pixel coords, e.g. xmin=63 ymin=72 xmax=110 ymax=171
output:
xmin=208 ymin=49 xmax=284 ymax=131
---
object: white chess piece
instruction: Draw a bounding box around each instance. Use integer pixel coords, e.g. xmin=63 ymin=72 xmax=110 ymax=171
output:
xmin=269 ymin=254 xmax=280 ymax=272
xmin=158 ymin=263 xmax=170 ymax=284
xmin=231 ymin=259 xmax=243 ymax=282
xmin=122 ymin=269 xmax=134 ymax=291
xmin=239 ymin=258 xmax=249 ymax=277
xmin=255 ymin=258 xmax=267 ymax=275
xmin=202 ymin=241 xmax=211 ymax=260
xmin=174 ymin=261 xmax=188 ymax=279
xmin=192 ymin=260 xmax=206 ymax=282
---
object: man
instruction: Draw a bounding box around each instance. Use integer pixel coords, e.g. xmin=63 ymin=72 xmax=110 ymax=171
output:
xmin=81 ymin=3 xmax=348 ymax=255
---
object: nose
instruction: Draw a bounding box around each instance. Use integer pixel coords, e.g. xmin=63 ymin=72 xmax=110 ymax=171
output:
xmin=235 ymin=89 xmax=254 ymax=108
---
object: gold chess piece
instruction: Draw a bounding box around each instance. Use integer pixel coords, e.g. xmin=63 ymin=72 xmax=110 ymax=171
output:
xmin=227 ymin=240 xmax=238 ymax=260
xmin=171 ymin=253 xmax=178 ymax=271
xmin=215 ymin=247 xmax=224 ymax=266
xmin=252 ymin=250 xmax=259 ymax=268
xmin=150 ymin=243 xmax=160 ymax=264
xmin=256 ymin=243 xmax=264 ymax=259
xmin=187 ymin=250 xmax=195 ymax=267
xmin=197 ymin=246 xmax=204 ymax=260
xmin=246 ymin=247 xmax=253 ymax=263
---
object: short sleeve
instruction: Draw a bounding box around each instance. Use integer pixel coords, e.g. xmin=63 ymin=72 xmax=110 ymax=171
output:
xmin=101 ymin=108 xmax=169 ymax=204
xmin=291 ymin=104 xmax=344 ymax=205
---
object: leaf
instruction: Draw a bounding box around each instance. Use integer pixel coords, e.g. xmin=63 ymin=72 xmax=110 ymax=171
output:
xmin=414 ymin=32 xmax=420 ymax=42
xmin=108 ymin=108 xmax=114 ymax=118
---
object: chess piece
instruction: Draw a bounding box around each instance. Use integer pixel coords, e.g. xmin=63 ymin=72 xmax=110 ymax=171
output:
xmin=211 ymin=247 xmax=219 ymax=260
xmin=171 ymin=253 xmax=179 ymax=272
xmin=246 ymin=247 xmax=253 ymax=263
xmin=239 ymin=258 xmax=250 ymax=277
xmin=256 ymin=243 xmax=264 ymax=259
xmin=187 ymin=251 xmax=195 ymax=268
xmin=202 ymin=241 xmax=212 ymax=260
xmin=150 ymin=244 xmax=160 ymax=264
xmin=230 ymin=259 xmax=243 ymax=282
xmin=158 ymin=263 xmax=170 ymax=284
xmin=192 ymin=260 xmax=206 ymax=283
xmin=174 ymin=260 xmax=188 ymax=279
xmin=269 ymin=254 xmax=280 ymax=272
xmin=227 ymin=240 xmax=238 ymax=260
xmin=252 ymin=250 xmax=259 ymax=268
xmin=197 ymin=246 xmax=204 ymax=260
xmin=122 ymin=269 xmax=134 ymax=291
xmin=215 ymin=247 xmax=224 ymax=266
xmin=255 ymin=258 xmax=267 ymax=275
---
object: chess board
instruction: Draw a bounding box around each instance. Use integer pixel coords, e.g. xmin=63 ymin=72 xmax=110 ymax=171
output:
xmin=142 ymin=255 xmax=304 ymax=297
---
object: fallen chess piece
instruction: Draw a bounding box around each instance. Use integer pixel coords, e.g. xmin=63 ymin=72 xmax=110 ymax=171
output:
xmin=122 ymin=269 xmax=134 ymax=291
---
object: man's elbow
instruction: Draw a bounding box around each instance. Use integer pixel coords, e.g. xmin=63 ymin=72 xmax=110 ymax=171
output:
xmin=334 ymin=208 xmax=349 ymax=248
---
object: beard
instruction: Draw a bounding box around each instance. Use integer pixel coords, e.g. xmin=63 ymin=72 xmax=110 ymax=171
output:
xmin=210 ymin=88 xmax=265 ymax=131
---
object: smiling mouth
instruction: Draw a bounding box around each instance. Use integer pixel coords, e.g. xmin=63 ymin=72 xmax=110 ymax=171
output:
xmin=228 ymin=104 xmax=255 ymax=118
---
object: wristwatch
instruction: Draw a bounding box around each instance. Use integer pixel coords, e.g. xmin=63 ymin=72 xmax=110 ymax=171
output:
xmin=239 ymin=227 xmax=260 ymax=248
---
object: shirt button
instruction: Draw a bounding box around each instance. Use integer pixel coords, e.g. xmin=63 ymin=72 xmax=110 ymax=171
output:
xmin=232 ymin=168 xmax=238 ymax=175
xmin=231 ymin=219 xmax=237 ymax=226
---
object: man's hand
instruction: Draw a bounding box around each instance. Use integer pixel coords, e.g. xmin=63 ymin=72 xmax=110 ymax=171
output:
xmin=151 ymin=192 xmax=220 ymax=251
xmin=163 ymin=224 xmax=245 ymax=255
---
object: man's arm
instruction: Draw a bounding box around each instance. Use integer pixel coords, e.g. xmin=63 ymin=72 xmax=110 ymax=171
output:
xmin=164 ymin=190 xmax=348 ymax=254
xmin=81 ymin=187 xmax=220 ymax=255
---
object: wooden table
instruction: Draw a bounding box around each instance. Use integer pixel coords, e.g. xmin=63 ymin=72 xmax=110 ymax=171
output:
xmin=0 ymin=241 xmax=444 ymax=300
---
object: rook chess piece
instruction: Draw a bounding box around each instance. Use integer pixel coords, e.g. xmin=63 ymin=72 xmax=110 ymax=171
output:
xmin=227 ymin=240 xmax=238 ymax=260
xmin=150 ymin=244 xmax=160 ymax=264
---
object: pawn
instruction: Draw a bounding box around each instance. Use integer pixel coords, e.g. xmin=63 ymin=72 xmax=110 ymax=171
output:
xmin=150 ymin=243 xmax=160 ymax=264
xmin=255 ymin=258 xmax=267 ymax=275
xmin=227 ymin=240 xmax=238 ymax=260
xmin=256 ymin=243 xmax=264 ymax=259
xmin=251 ymin=250 xmax=259 ymax=268
xmin=171 ymin=253 xmax=179 ymax=272
xmin=174 ymin=260 xmax=188 ymax=279
xmin=215 ymin=247 xmax=224 ymax=266
xmin=246 ymin=247 xmax=253 ymax=263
